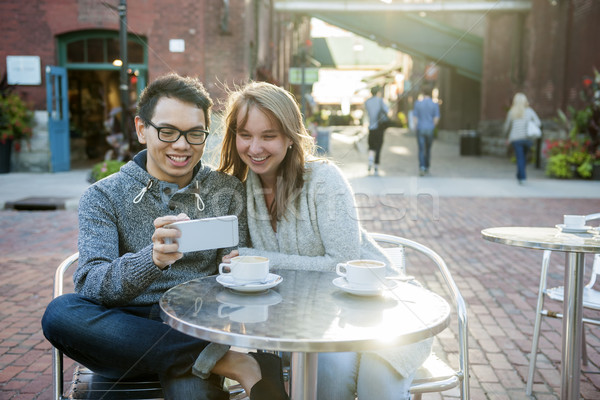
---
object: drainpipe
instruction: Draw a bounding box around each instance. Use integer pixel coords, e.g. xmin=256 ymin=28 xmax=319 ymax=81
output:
xmin=560 ymin=0 xmax=573 ymax=115
xmin=119 ymin=0 xmax=130 ymax=146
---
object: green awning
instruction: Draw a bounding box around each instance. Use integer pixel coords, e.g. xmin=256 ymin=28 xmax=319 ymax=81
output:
xmin=274 ymin=0 xmax=534 ymax=81
xmin=309 ymin=11 xmax=483 ymax=80
xmin=311 ymin=37 xmax=399 ymax=68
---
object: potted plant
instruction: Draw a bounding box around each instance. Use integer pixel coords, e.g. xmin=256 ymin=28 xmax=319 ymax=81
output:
xmin=547 ymin=68 xmax=600 ymax=179
xmin=88 ymin=160 xmax=126 ymax=183
xmin=0 ymin=92 xmax=34 ymax=173
xmin=544 ymin=138 xmax=595 ymax=179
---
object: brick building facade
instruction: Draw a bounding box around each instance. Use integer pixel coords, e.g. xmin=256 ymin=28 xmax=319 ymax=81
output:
xmin=482 ymin=0 xmax=600 ymax=127
xmin=1 ymin=0 xmax=307 ymax=171
xmin=2 ymin=0 xmax=598 ymax=171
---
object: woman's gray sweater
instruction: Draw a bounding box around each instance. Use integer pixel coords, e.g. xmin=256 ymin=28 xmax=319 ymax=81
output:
xmin=75 ymin=151 xmax=248 ymax=306
xmin=240 ymin=160 xmax=393 ymax=271
xmin=239 ymin=160 xmax=431 ymax=377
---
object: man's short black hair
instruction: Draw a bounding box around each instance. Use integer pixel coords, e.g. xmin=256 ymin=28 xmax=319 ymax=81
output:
xmin=137 ymin=73 xmax=213 ymax=128
xmin=420 ymin=86 xmax=433 ymax=97
xmin=370 ymin=86 xmax=381 ymax=96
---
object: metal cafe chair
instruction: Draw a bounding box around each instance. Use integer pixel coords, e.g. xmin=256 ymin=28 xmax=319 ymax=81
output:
xmin=370 ymin=233 xmax=470 ymax=400
xmin=526 ymin=247 xmax=600 ymax=395
xmin=50 ymin=253 xmax=246 ymax=399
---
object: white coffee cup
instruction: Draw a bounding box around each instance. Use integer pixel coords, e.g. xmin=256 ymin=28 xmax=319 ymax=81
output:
xmin=336 ymin=259 xmax=387 ymax=289
xmin=219 ymin=256 xmax=269 ymax=284
xmin=564 ymin=215 xmax=586 ymax=228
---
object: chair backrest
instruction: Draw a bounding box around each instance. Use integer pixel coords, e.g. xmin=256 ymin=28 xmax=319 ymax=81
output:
xmin=585 ymin=212 xmax=600 ymax=289
xmin=541 ymin=247 xmax=599 ymax=291
xmin=52 ymin=252 xmax=79 ymax=400
xmin=585 ymin=254 xmax=600 ymax=290
xmin=369 ymin=233 xmax=470 ymax=399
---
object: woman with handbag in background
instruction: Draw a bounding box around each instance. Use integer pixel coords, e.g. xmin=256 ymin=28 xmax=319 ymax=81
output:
xmin=504 ymin=92 xmax=541 ymax=185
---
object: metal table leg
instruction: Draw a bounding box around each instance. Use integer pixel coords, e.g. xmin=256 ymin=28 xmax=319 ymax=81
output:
xmin=562 ymin=252 xmax=585 ymax=400
xmin=290 ymin=352 xmax=318 ymax=400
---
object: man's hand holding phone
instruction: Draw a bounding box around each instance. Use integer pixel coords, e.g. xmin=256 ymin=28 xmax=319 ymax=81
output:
xmin=152 ymin=213 xmax=190 ymax=270
xmin=152 ymin=215 xmax=239 ymax=270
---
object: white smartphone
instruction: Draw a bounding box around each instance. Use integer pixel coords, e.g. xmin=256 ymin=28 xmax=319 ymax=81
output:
xmin=165 ymin=215 xmax=239 ymax=253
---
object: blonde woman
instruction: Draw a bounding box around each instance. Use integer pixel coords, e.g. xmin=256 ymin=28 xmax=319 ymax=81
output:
xmin=503 ymin=93 xmax=541 ymax=184
xmin=219 ymin=81 xmax=431 ymax=399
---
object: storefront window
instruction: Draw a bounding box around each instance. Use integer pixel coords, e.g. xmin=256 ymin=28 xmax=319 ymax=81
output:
xmin=87 ymin=38 xmax=105 ymax=63
xmin=107 ymin=38 xmax=120 ymax=64
xmin=63 ymin=34 xmax=145 ymax=64
xmin=67 ymin=40 xmax=85 ymax=63
xmin=128 ymin=42 xmax=144 ymax=64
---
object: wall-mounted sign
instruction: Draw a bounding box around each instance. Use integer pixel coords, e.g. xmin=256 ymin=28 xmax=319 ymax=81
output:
xmin=169 ymin=39 xmax=185 ymax=53
xmin=289 ymin=67 xmax=319 ymax=85
xmin=6 ymin=56 xmax=42 ymax=85
xmin=425 ymin=62 xmax=439 ymax=81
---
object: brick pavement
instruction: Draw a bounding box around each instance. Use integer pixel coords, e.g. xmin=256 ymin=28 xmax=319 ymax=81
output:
xmin=1 ymin=197 xmax=599 ymax=399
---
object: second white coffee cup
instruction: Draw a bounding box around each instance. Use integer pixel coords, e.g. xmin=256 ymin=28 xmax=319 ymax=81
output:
xmin=563 ymin=214 xmax=586 ymax=228
xmin=219 ymin=256 xmax=269 ymax=284
xmin=336 ymin=259 xmax=386 ymax=289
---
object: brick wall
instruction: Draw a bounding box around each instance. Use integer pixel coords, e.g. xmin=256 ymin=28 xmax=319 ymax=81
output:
xmin=202 ymin=0 xmax=250 ymax=105
xmin=481 ymin=0 xmax=600 ymax=123
xmin=1 ymin=0 xmax=307 ymax=171
xmin=0 ymin=0 xmax=256 ymax=110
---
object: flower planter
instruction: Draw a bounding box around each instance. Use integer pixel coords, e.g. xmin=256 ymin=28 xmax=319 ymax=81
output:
xmin=0 ymin=139 xmax=12 ymax=174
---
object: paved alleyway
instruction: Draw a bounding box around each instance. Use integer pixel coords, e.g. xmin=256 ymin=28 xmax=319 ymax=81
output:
xmin=1 ymin=127 xmax=599 ymax=399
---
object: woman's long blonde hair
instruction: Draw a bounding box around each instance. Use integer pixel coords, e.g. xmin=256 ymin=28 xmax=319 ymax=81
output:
xmin=218 ymin=81 xmax=316 ymax=222
xmin=509 ymin=92 xmax=529 ymax=119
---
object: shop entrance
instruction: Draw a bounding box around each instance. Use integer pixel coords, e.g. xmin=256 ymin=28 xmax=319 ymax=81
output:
xmin=68 ymin=69 xmax=140 ymax=161
xmin=57 ymin=30 xmax=147 ymax=166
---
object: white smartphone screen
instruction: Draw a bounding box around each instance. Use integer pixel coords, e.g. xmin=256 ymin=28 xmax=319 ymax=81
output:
xmin=166 ymin=215 xmax=239 ymax=252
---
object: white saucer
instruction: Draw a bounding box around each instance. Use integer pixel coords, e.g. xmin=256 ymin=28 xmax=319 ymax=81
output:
xmin=556 ymin=224 xmax=593 ymax=233
xmin=332 ymin=277 xmax=398 ymax=296
xmin=216 ymin=273 xmax=282 ymax=293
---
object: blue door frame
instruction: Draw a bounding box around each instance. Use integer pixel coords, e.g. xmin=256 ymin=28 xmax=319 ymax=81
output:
xmin=46 ymin=66 xmax=70 ymax=172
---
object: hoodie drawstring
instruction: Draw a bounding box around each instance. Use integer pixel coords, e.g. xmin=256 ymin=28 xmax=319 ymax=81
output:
xmin=195 ymin=181 xmax=205 ymax=211
xmin=133 ymin=179 xmax=205 ymax=212
xmin=133 ymin=180 xmax=153 ymax=204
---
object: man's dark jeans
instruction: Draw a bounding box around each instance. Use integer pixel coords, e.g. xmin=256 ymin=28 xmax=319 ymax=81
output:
xmin=41 ymin=293 xmax=228 ymax=400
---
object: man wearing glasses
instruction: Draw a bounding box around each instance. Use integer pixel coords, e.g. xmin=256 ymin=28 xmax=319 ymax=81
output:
xmin=42 ymin=74 xmax=288 ymax=399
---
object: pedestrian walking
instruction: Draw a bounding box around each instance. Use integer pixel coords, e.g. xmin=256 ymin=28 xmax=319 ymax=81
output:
xmin=412 ymin=87 xmax=440 ymax=176
xmin=364 ymin=86 xmax=390 ymax=176
xmin=503 ymin=92 xmax=541 ymax=185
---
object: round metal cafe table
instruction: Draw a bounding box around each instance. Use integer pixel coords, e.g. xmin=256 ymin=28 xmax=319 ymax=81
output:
xmin=482 ymin=226 xmax=600 ymax=400
xmin=160 ymin=269 xmax=451 ymax=400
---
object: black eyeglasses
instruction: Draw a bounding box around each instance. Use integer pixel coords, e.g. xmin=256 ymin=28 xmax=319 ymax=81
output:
xmin=144 ymin=119 xmax=209 ymax=145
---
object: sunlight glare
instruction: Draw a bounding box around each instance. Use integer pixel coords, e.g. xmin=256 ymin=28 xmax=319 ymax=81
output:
xmin=390 ymin=146 xmax=411 ymax=155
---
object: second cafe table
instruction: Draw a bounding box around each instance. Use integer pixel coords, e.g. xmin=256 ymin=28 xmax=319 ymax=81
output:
xmin=481 ymin=226 xmax=600 ymax=400
xmin=160 ymin=269 xmax=451 ymax=400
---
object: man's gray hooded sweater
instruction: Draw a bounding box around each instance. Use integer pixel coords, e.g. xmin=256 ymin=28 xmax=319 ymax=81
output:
xmin=75 ymin=150 xmax=248 ymax=307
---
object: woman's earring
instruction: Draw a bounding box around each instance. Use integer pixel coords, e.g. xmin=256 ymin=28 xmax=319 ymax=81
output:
xmin=288 ymin=145 xmax=292 ymax=149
